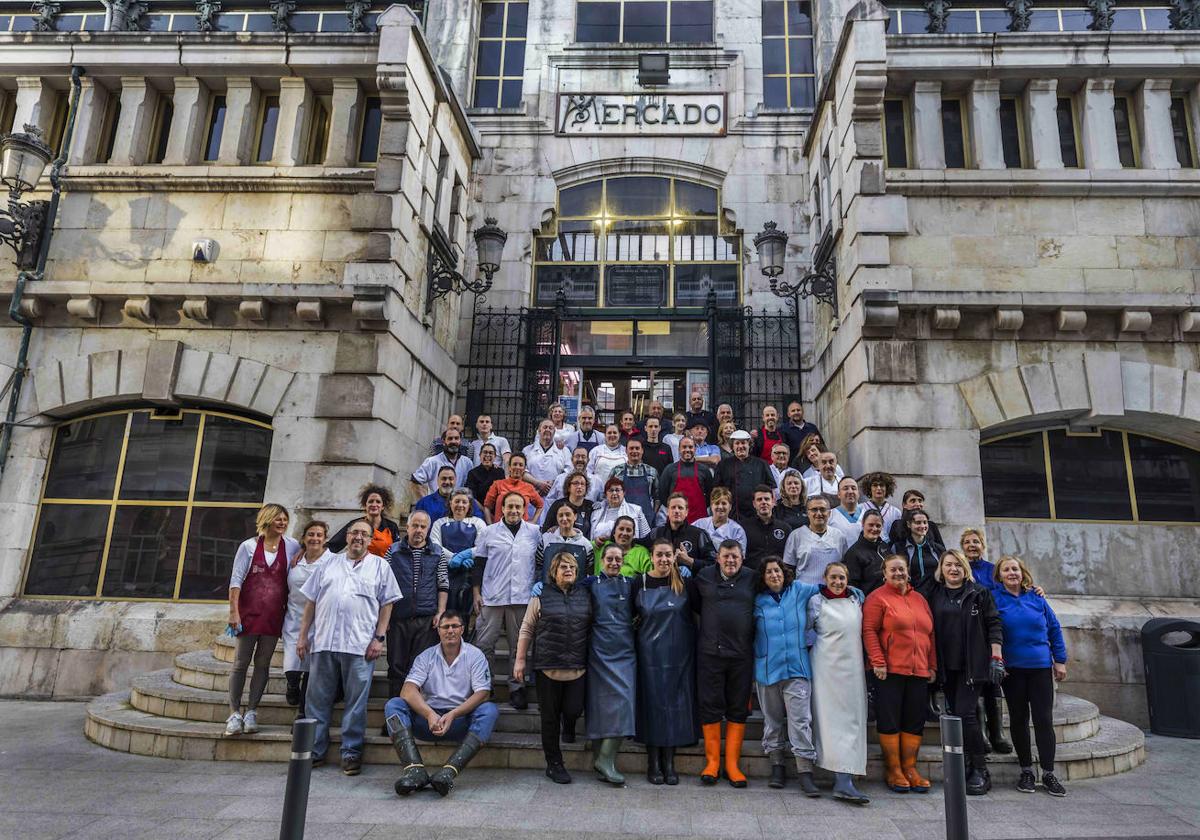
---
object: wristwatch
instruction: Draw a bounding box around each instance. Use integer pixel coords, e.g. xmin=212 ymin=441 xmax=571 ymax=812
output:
xmin=374 ymin=634 xmax=386 ymax=642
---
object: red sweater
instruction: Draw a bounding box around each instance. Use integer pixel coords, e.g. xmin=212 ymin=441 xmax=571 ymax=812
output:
xmin=862 ymin=583 xmax=937 ymax=678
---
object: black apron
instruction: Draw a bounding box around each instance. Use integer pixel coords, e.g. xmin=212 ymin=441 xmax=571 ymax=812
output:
xmin=634 ymin=576 xmax=699 ymax=747
xmin=586 ymin=575 xmax=638 ymax=740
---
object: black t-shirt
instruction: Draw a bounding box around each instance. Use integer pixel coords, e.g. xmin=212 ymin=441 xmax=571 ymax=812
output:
xmin=641 ymin=440 xmax=675 ymax=477
xmin=932 ymin=585 xmax=967 ymax=671
xmin=466 ymin=465 xmax=505 ymax=510
xmin=739 ymin=514 xmax=793 ymax=570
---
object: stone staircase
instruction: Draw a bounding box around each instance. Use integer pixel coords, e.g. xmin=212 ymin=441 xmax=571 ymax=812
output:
xmin=86 ymin=635 xmax=1146 ymax=782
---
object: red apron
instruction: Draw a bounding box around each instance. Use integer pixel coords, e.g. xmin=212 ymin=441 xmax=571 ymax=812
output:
xmin=239 ymin=537 xmax=288 ymax=637
xmin=368 ymin=526 xmax=394 ymax=558
xmin=674 ymin=462 xmax=707 ymax=524
xmin=756 ymin=426 xmax=784 ymax=462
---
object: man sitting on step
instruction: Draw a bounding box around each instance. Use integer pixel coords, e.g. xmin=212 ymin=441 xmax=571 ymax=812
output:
xmin=385 ymin=610 xmax=499 ymax=797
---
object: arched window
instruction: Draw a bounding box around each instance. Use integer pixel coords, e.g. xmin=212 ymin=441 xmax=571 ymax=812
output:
xmin=980 ymin=428 xmax=1200 ymax=523
xmin=534 ymin=175 xmax=740 ymax=308
xmin=23 ymin=408 xmax=273 ymax=601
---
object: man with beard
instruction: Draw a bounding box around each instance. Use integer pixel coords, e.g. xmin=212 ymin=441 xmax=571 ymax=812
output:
xmin=715 ymin=430 xmax=775 ymax=520
xmin=685 ymin=390 xmax=718 ymax=440
xmin=750 ymin=406 xmax=786 ymax=463
xmin=643 ymin=493 xmax=716 ymax=572
xmin=383 ymin=512 xmax=448 ymax=697
xmin=658 ymin=436 xmax=714 ymax=523
xmin=415 ymin=466 xmax=484 ymax=523
xmin=412 ymin=427 xmax=472 ymax=499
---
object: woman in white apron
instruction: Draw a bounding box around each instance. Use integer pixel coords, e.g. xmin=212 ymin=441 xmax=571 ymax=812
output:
xmin=806 ymin=560 xmax=870 ymax=804
xmin=282 ymin=519 xmax=332 ymax=718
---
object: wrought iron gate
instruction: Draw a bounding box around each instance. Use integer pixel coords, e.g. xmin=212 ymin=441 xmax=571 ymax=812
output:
xmin=711 ymin=303 xmax=801 ymax=427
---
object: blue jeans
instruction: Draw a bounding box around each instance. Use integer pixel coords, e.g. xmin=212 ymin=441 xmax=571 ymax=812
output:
xmin=307 ymin=650 xmax=375 ymax=759
xmin=383 ymin=696 xmax=499 ymax=743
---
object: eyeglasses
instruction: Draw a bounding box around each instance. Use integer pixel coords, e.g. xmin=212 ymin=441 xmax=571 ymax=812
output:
xmin=440 ymin=624 xmax=464 ymax=631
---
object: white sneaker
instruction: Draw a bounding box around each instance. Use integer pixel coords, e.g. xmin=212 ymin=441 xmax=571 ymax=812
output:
xmin=224 ymin=712 xmax=243 ymax=736
xmin=242 ymin=710 xmax=258 ymax=734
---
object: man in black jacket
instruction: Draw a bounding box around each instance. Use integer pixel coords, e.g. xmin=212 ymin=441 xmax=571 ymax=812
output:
xmin=688 ymin=540 xmax=757 ymax=788
xmin=715 ymin=430 xmax=775 ymax=519
xmin=644 ymin=493 xmax=716 ymax=571
xmin=739 ymin=486 xmax=793 ymax=570
xmin=383 ymin=512 xmax=449 ymax=697
xmin=685 ymin=390 xmax=718 ymax=440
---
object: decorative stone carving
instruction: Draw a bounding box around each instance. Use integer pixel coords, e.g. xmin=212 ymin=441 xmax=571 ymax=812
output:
xmin=1179 ymin=310 xmax=1200 ymax=333
xmin=66 ymin=296 xmax=101 ymax=322
xmin=123 ymin=297 xmax=154 ymax=323
xmin=924 ymin=0 xmax=952 ymax=32
xmin=109 ymin=0 xmax=148 ymax=31
xmin=1170 ymin=0 xmax=1200 ymax=27
xmin=932 ymin=307 xmax=961 ymax=330
xmin=1086 ymin=0 xmax=1116 ymax=29
xmin=16 ymin=297 xmax=42 ymax=320
xmin=182 ymin=298 xmax=210 ymax=322
xmin=195 ymin=0 xmax=221 ymax=32
xmin=1005 ymin=0 xmax=1033 ymax=30
xmin=994 ymin=308 xmax=1024 ymax=332
xmin=862 ymin=290 xmax=899 ymax=332
xmin=238 ymin=299 xmax=268 ymax=322
xmin=32 ymin=0 xmax=61 ymax=31
xmin=1056 ymin=309 xmax=1087 ymax=332
xmin=1119 ymin=309 xmax=1152 ymax=333
xmin=345 ymin=0 xmax=371 ymax=32
xmin=296 ymin=300 xmax=323 ymax=322
xmin=352 ymin=286 xmax=387 ymax=325
xmin=269 ymin=0 xmax=296 ymax=31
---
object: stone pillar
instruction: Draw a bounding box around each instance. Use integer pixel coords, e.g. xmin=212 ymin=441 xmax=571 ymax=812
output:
xmin=1080 ymin=79 xmax=1121 ymax=169
xmin=272 ymin=77 xmax=312 ymax=167
xmin=325 ymin=78 xmax=362 ymax=166
xmin=162 ymin=78 xmax=207 ymax=165
xmin=13 ymin=77 xmax=56 ymax=133
xmin=66 ymin=77 xmax=108 ymax=164
xmin=968 ymin=79 xmax=1005 ymax=169
xmin=1023 ymin=79 xmax=1064 ymax=169
xmin=108 ymin=78 xmax=159 ymax=166
xmin=911 ymin=81 xmax=945 ymax=170
xmin=1136 ymin=79 xmax=1178 ymax=169
xmin=217 ymin=77 xmax=260 ymax=165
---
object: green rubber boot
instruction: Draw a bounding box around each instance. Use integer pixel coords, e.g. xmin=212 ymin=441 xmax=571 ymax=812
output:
xmin=593 ymin=737 xmax=626 ymax=785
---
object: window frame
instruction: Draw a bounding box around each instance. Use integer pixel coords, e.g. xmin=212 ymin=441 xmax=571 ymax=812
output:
xmin=252 ymin=93 xmax=281 ymax=164
xmin=202 ymin=92 xmax=228 ymax=163
xmin=1055 ymin=95 xmax=1082 ymax=168
xmin=760 ymin=0 xmax=816 ymax=111
xmin=1169 ymin=94 xmax=1196 ymax=168
xmin=1112 ymin=94 xmax=1140 ymax=168
xmin=20 ymin=408 xmax=274 ymax=603
xmin=998 ymin=95 xmax=1027 ymax=169
xmin=306 ymin=94 xmax=332 ymax=165
xmin=574 ymin=0 xmax=715 ymax=44
xmin=882 ymin=96 xmax=911 ymax=169
xmin=356 ymin=95 xmax=383 ymax=165
xmin=97 ymin=89 xmax=122 ymax=164
xmin=940 ymin=96 xmax=972 ymax=168
xmin=473 ymin=0 xmax=529 ymax=109
xmin=148 ymin=94 xmax=174 ymax=165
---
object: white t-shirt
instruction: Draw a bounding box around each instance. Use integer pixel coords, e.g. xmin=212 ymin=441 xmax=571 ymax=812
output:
xmin=299 ymin=552 xmax=402 ymax=656
xmin=405 ymin=642 xmax=492 ymax=709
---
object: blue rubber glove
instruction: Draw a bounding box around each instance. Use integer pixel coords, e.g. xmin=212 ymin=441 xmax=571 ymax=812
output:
xmin=679 ymin=565 xmax=692 ymax=579
xmin=530 ymin=581 xmax=544 ymax=598
xmin=224 ymin=623 xmax=242 ymax=637
xmin=449 ymin=549 xmax=474 ymax=570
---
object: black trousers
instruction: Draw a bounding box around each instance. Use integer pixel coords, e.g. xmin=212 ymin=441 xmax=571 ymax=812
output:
xmin=386 ymin=615 xmax=438 ymax=696
xmin=875 ymin=673 xmax=928 ymax=735
xmin=697 ymin=653 xmax=754 ymax=725
xmin=1004 ymin=667 xmax=1056 ymax=771
xmin=943 ymin=669 xmax=988 ymax=756
xmin=536 ymin=671 xmax=585 ymax=765
xmin=284 ymin=670 xmax=310 ymax=717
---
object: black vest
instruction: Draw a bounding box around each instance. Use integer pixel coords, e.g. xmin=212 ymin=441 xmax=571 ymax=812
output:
xmin=533 ymin=583 xmax=593 ymax=671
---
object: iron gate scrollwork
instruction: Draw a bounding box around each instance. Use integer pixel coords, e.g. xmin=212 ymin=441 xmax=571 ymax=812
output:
xmin=711 ymin=304 xmax=801 ymax=428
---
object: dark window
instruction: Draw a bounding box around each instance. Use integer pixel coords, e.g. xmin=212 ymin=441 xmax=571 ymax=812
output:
xmin=1056 ymin=97 xmax=1079 ymax=168
xmin=23 ymin=504 xmax=110 ymax=597
xmin=576 ymin=1 xmax=620 ymax=41
xmin=119 ymin=413 xmax=201 ymax=501
xmin=605 ymin=265 xmax=668 ymax=306
xmin=307 ymin=98 xmax=331 ymax=164
xmin=100 ymin=96 xmax=121 ymax=164
xmin=43 ymin=414 xmax=126 ymax=500
xmin=941 ymin=99 xmax=967 ymax=168
xmin=978 ymin=9 xmax=1008 ymax=31
xmin=150 ymin=99 xmax=174 ymax=165
xmin=560 ymin=181 xmax=604 ymax=217
xmin=980 ymin=433 xmax=1051 ymax=519
xmin=577 ymin=0 xmax=711 ymax=42
xmin=674 ymin=263 xmax=739 ymax=307
xmin=358 ymin=96 xmax=383 ymax=163
xmin=203 ymin=94 xmax=227 ymax=162
xmin=674 ymin=180 xmax=718 ymax=216
xmin=944 ymin=9 xmax=976 ymax=31
xmin=999 ymin=98 xmax=1023 ymax=168
xmin=606 ymin=176 xmax=670 ymax=216
xmin=1028 ymin=9 xmax=1061 ymax=29
xmin=671 ymin=0 xmax=713 ymax=41
xmin=101 ymin=506 xmax=187 ymax=599
xmin=884 ymin=99 xmax=908 ymax=168
xmin=1128 ymin=435 xmax=1200 ymax=522
xmin=1113 ymin=97 xmax=1137 ymax=167
xmin=179 ymin=507 xmax=259 ymax=600
xmin=291 ymin=12 xmax=321 ymax=31
xmin=535 ymin=265 xmax=600 ymax=306
xmin=1048 ymin=429 xmax=1132 ymax=520
xmin=474 ymin=0 xmax=528 ymax=107
xmin=1060 ymin=8 xmax=1090 ymax=29
xmin=1170 ymin=97 xmax=1195 ymax=168
xmin=762 ymin=0 xmax=814 ymax=109
xmin=194 ymin=417 xmax=273 ymax=503
xmin=624 ymin=2 xmax=667 ymax=41
xmin=255 ymin=95 xmax=280 ymax=163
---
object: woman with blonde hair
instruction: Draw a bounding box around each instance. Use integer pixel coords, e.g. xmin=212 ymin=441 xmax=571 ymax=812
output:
xmin=959 ymin=528 xmax=1013 ymax=755
xmin=716 ymin=420 xmax=738 ymax=460
xmin=225 ymin=503 xmax=300 ymax=736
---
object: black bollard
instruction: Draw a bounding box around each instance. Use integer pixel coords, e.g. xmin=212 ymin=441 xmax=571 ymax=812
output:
xmin=940 ymin=714 xmax=969 ymax=840
xmin=279 ymin=718 xmax=316 ymax=840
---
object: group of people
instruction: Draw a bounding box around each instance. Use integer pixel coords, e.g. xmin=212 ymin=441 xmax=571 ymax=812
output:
xmin=221 ymin=394 xmax=1070 ymax=801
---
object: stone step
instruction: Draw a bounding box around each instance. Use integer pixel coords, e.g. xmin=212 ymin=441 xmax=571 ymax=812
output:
xmin=211 ymin=633 xmax=517 ymax=670
xmin=86 ymin=690 xmax=1145 ymax=784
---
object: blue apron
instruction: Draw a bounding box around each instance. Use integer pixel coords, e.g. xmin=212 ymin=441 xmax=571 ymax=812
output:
xmin=439 ymin=519 xmax=478 ymax=617
xmin=622 ymin=469 xmax=656 ymax=526
xmin=635 ymin=577 xmax=699 ymax=747
xmin=574 ymin=428 xmax=602 ymax=453
xmin=586 ymin=575 xmax=638 ymax=740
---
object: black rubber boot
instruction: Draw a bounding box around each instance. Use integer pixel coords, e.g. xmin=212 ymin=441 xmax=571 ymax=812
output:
xmin=769 ymin=764 xmax=786 ymax=789
xmin=645 ymin=746 xmax=665 ymax=785
xmin=983 ymin=692 xmax=1012 ymax=754
xmin=429 ymin=733 xmax=485 ymax=797
xmin=965 ymin=754 xmax=992 ymax=796
xmin=386 ymin=715 xmax=430 ymax=796
xmin=661 ymin=747 xmax=678 ymax=785
xmin=284 ymin=671 xmax=301 ymax=707
xmin=796 ymin=757 xmax=821 ymax=798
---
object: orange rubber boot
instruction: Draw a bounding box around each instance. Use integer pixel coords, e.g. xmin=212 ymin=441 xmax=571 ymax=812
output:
xmin=879 ymin=733 xmax=910 ymax=793
xmin=700 ymin=722 xmax=722 ymax=785
xmin=900 ymin=732 xmax=932 ymax=792
xmin=724 ymin=722 xmax=748 ymax=788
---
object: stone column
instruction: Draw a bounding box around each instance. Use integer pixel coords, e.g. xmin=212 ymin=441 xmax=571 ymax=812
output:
xmin=66 ymin=77 xmax=108 ymax=165
xmin=108 ymin=78 xmax=159 ymax=166
xmin=217 ymin=77 xmax=260 ymax=165
xmin=13 ymin=77 xmax=56 ymax=133
xmin=968 ymin=79 xmax=1005 ymax=169
xmin=1023 ymin=79 xmax=1064 ymax=169
xmin=1080 ymin=79 xmax=1121 ymax=169
xmin=911 ymin=81 xmax=945 ymax=169
xmin=272 ymin=77 xmax=312 ymax=167
xmin=325 ymin=78 xmax=362 ymax=166
xmin=162 ymin=78 xmax=207 ymax=165
xmin=1136 ymin=79 xmax=1178 ymax=169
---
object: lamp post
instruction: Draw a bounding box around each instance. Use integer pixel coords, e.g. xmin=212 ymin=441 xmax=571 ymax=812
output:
xmin=754 ymin=221 xmax=837 ymax=311
xmin=428 ymin=217 xmax=507 ymax=307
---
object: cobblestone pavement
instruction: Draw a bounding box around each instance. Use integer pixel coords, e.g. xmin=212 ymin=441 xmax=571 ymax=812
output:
xmin=1 ymin=701 xmax=1198 ymax=840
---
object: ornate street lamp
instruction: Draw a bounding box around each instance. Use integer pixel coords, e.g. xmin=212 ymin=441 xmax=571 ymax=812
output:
xmin=429 ymin=217 xmax=507 ymax=304
xmin=0 ymin=125 xmax=54 ymax=269
xmin=754 ymin=220 xmax=837 ymax=311
xmin=473 ymin=216 xmax=507 ymax=284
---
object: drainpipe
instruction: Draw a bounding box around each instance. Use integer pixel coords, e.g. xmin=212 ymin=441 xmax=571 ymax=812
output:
xmin=0 ymin=66 xmax=84 ymax=482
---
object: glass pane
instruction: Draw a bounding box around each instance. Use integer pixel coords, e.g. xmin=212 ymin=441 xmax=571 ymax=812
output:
xmin=886 ymin=8 xmax=897 ymax=32
xmin=473 ymin=79 xmax=500 ymax=108
xmin=560 ymin=181 xmax=604 ymax=216
xmin=763 ymin=39 xmax=787 ymax=75
xmin=899 ymin=9 xmax=926 ymax=32
xmin=789 ymin=77 xmax=815 ymax=110
xmin=788 ymin=38 xmax=814 ymax=74
xmin=762 ymin=0 xmax=786 ymax=35
xmin=605 ymin=265 xmax=668 ymax=306
xmin=11 ymin=15 xmax=37 ymax=31
xmin=255 ymin=96 xmax=280 ymax=163
xmin=559 ymin=321 xmax=635 ymax=355
xmin=606 ymin=176 xmax=670 ymax=216
xmin=23 ymin=504 xmax=109 ymax=596
xmin=1114 ymin=99 xmax=1136 ymax=167
xmin=999 ymin=99 xmax=1022 ymax=168
xmin=1057 ymin=98 xmax=1079 ymax=168
xmin=507 ymin=2 xmax=529 ymax=35
xmin=786 ymin=1 xmax=812 ymax=33
xmin=55 ymin=14 xmax=84 ymax=30
xmin=606 ymin=220 xmax=671 ymax=261
xmin=671 ymin=1 xmax=712 ymax=42
xmin=1060 ymin=9 xmax=1090 ymax=30
xmin=476 ymin=40 xmax=502 ymax=76
xmin=1028 ymin=9 xmax=1060 ymax=30
xmin=1144 ymin=8 xmax=1170 ymax=29
xmin=980 ymin=433 xmax=1051 ymax=518
xmin=673 ymin=220 xmax=733 ymax=260
xmin=245 ymin=13 xmax=274 ymax=31
xmin=1128 ymin=435 xmax=1200 ymax=522
xmin=179 ymin=507 xmax=258 ymax=600
xmin=978 ymin=9 xmax=1008 ymax=31
xmin=503 ymin=40 xmax=526 ymax=75
xmin=674 ymin=181 xmax=717 ymax=216
xmin=101 ymin=506 xmax=186 ymax=598
xmin=119 ymin=412 xmax=201 ymax=502
xmin=480 ymin=1 xmax=505 ymax=36
xmin=674 ymin=263 xmax=739 ymax=307
xmin=764 ymin=77 xmax=788 ymax=109
xmin=535 ymin=265 xmax=600 ymax=306
xmin=941 ymin=99 xmax=966 ymax=168
xmin=194 ymin=417 xmax=272 ymax=503
xmin=1048 ymin=429 xmax=1133 ymax=520
xmin=536 ymin=220 xmax=600 ymax=261
xmin=1111 ymin=8 xmax=1142 ymax=29
xmin=291 ymin=12 xmax=320 ymax=31
xmin=623 ymin=1 xmax=668 ymax=41
xmin=885 ymin=99 xmax=908 ymax=167
xmin=944 ymin=9 xmax=977 ymax=32
xmin=636 ymin=320 xmax=710 ymax=355
xmin=358 ymin=97 xmax=382 ymax=162
xmin=501 ymin=80 xmax=524 ymax=108
xmin=83 ymin=12 xmax=108 ymax=30
xmin=321 ymin=11 xmax=352 ymax=32
xmin=203 ymin=96 xmax=227 ymax=162
xmin=577 ymin=1 xmax=621 ymax=40
xmin=44 ymin=414 xmax=127 ymax=500
xmin=216 ymin=12 xmax=245 ymax=31
xmin=1170 ymin=98 xmax=1194 ymax=168
xmin=0 ymin=16 xmax=12 ymax=31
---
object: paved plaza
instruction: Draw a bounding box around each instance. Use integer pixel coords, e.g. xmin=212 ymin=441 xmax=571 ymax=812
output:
xmin=1 ymin=701 xmax=1198 ymax=840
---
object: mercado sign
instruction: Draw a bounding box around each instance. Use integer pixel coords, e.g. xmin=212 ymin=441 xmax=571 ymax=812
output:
xmin=556 ymin=93 xmax=727 ymax=137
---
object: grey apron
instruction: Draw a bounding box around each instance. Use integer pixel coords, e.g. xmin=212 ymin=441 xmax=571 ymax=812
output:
xmin=585 ymin=574 xmax=638 ymax=739
xmin=634 ymin=576 xmax=699 ymax=747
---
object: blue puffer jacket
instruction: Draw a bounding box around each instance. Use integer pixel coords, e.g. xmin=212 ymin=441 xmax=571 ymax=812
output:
xmin=753 ymin=581 xmax=822 ymax=685
xmin=994 ymin=587 xmax=1068 ymax=669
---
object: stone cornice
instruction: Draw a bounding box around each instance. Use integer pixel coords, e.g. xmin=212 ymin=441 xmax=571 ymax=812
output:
xmin=56 ymin=166 xmax=376 ymax=193
xmin=885 ymin=168 xmax=1200 ymax=198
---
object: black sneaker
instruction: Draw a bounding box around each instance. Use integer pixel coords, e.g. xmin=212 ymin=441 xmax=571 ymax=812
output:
xmin=1042 ymin=771 xmax=1067 ymax=797
xmin=1016 ymin=769 xmax=1036 ymax=793
xmin=510 ymin=686 xmax=528 ymax=710
xmin=341 ymin=754 xmax=362 ymax=776
xmin=285 ymin=684 xmax=300 ymax=706
xmin=545 ymin=762 xmax=572 ymax=784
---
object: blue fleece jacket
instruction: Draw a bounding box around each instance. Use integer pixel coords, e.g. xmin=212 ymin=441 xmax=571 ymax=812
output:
xmin=970 ymin=558 xmax=997 ymax=591
xmin=994 ymin=587 xmax=1068 ymax=669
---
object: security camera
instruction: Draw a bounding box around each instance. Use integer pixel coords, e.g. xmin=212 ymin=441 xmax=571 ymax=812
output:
xmin=192 ymin=238 xmax=217 ymax=263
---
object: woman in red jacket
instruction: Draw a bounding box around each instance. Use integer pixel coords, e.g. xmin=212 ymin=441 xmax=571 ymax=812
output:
xmin=862 ymin=554 xmax=937 ymax=794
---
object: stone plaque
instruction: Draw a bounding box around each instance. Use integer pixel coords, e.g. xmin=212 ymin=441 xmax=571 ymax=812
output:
xmin=557 ymin=93 xmax=727 ymax=136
